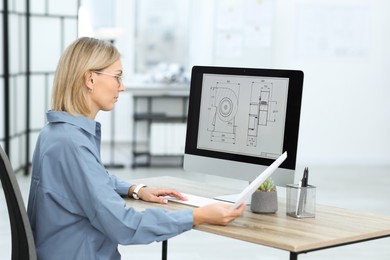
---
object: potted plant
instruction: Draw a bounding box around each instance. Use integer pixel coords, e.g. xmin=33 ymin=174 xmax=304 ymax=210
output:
xmin=250 ymin=178 xmax=278 ymax=214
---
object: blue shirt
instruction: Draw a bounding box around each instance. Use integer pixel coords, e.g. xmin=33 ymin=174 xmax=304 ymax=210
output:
xmin=27 ymin=111 xmax=193 ymax=260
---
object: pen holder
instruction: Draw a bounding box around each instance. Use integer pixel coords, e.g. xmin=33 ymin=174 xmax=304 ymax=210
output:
xmin=286 ymin=184 xmax=316 ymax=218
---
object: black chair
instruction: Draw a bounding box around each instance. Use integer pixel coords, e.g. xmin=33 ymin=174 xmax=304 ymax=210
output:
xmin=0 ymin=145 xmax=37 ymax=260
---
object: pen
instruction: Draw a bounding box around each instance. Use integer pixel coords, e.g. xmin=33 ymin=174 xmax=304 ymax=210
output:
xmin=302 ymin=167 xmax=309 ymax=187
xmin=295 ymin=176 xmax=303 ymax=214
xmin=295 ymin=183 xmax=301 ymax=215
xmin=296 ymin=167 xmax=309 ymax=216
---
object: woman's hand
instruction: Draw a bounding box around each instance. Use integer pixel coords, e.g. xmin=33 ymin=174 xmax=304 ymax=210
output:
xmin=193 ymin=202 xmax=245 ymax=226
xmin=137 ymin=186 xmax=187 ymax=204
xmin=129 ymin=185 xmax=245 ymax=226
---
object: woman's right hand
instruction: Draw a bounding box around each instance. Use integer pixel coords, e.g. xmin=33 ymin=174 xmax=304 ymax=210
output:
xmin=193 ymin=202 xmax=245 ymax=226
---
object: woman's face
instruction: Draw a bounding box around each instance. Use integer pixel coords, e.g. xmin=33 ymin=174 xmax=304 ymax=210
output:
xmin=88 ymin=59 xmax=125 ymax=117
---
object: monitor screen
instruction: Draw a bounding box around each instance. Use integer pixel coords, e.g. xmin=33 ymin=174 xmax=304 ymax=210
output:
xmin=184 ymin=66 xmax=304 ymax=187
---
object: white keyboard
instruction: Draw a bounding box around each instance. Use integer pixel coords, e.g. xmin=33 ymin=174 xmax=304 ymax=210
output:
xmin=165 ymin=193 xmax=231 ymax=207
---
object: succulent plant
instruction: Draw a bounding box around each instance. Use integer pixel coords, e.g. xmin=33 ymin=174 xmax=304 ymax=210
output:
xmin=257 ymin=178 xmax=276 ymax=192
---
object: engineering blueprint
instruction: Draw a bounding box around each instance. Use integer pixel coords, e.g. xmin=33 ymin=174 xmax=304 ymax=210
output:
xmin=197 ymin=74 xmax=289 ymax=159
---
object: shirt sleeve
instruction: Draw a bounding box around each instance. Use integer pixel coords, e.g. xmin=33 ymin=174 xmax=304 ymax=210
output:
xmin=59 ymin=141 xmax=193 ymax=245
xmin=107 ymin=172 xmax=134 ymax=197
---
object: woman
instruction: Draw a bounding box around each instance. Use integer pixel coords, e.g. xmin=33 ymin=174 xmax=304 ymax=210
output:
xmin=27 ymin=37 xmax=245 ymax=260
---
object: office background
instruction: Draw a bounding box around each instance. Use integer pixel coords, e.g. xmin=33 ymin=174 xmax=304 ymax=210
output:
xmin=106 ymin=1 xmax=390 ymax=168
xmin=1 ymin=0 xmax=390 ymax=171
xmin=87 ymin=0 xmax=390 ymax=167
xmin=0 ymin=0 xmax=79 ymax=174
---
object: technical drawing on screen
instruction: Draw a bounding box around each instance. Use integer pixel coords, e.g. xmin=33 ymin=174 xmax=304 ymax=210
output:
xmin=184 ymin=66 xmax=304 ymax=187
xmin=198 ymin=74 xmax=289 ymax=160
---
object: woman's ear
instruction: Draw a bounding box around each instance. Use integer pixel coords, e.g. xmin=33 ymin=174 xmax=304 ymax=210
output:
xmin=85 ymin=71 xmax=94 ymax=90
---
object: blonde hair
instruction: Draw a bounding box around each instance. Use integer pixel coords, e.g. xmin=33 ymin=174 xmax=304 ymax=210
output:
xmin=51 ymin=37 xmax=120 ymax=116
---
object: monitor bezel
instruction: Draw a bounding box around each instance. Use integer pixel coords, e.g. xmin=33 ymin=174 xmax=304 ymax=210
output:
xmin=185 ymin=65 xmax=304 ymax=171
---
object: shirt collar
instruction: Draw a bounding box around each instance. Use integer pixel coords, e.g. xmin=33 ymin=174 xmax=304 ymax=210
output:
xmin=46 ymin=110 xmax=101 ymax=136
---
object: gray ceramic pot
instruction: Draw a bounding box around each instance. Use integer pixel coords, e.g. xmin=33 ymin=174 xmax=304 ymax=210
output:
xmin=250 ymin=190 xmax=278 ymax=214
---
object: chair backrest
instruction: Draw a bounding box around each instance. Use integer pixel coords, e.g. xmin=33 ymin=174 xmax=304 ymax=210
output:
xmin=0 ymin=145 xmax=37 ymax=260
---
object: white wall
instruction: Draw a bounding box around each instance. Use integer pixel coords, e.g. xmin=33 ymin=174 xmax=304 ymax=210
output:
xmin=272 ymin=0 xmax=390 ymax=165
xmin=106 ymin=0 xmax=390 ymax=166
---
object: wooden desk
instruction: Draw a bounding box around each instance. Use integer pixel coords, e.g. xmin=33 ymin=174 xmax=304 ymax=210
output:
xmin=125 ymin=176 xmax=390 ymax=260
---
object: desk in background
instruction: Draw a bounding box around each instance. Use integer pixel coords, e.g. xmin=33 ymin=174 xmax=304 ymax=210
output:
xmin=125 ymin=176 xmax=390 ymax=260
xmin=126 ymin=84 xmax=189 ymax=168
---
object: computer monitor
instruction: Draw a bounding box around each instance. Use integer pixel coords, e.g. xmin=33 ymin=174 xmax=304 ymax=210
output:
xmin=184 ymin=66 xmax=304 ymax=190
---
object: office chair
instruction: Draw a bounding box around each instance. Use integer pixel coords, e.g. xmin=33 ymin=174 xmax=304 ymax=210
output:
xmin=0 ymin=145 xmax=37 ymax=260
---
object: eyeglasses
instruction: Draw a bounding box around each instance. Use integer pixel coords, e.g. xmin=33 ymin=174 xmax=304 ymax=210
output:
xmin=92 ymin=71 xmax=123 ymax=87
